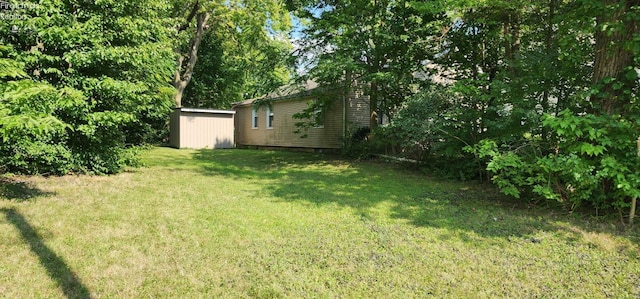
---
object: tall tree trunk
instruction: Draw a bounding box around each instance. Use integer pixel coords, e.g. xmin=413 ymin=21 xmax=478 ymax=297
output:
xmin=542 ymin=0 xmax=557 ymax=139
xmin=591 ymin=0 xmax=638 ymax=224
xmin=503 ymin=9 xmax=520 ymax=76
xmin=173 ymin=12 xmax=210 ymax=108
xmin=370 ymin=80 xmax=379 ymax=130
xmin=591 ymin=0 xmax=637 ymax=115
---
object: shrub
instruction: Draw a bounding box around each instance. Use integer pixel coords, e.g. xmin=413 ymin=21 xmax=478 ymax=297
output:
xmin=376 ymin=88 xmax=481 ymax=180
xmin=474 ymin=110 xmax=640 ymax=214
xmin=342 ymin=126 xmax=373 ymax=159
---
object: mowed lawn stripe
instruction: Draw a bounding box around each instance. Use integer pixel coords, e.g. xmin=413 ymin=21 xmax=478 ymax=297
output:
xmin=0 ymin=147 xmax=638 ymax=298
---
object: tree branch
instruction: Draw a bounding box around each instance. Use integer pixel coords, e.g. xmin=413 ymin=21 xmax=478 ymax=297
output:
xmin=173 ymin=11 xmax=210 ymax=107
xmin=178 ymin=0 xmax=199 ymax=32
xmin=183 ymin=12 xmax=210 ymax=84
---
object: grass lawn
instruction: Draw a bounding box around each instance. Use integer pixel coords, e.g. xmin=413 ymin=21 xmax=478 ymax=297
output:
xmin=1 ymin=147 xmax=639 ymax=298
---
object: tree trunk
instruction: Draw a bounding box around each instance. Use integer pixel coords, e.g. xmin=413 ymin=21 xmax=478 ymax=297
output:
xmin=630 ymin=196 xmax=637 ymax=225
xmin=369 ymin=80 xmax=378 ymax=130
xmin=591 ymin=0 xmax=637 ymax=115
xmin=541 ymin=0 xmax=557 ymax=139
xmin=634 ymin=137 xmax=640 ymax=225
xmin=173 ymin=12 xmax=210 ymax=108
xmin=503 ymin=9 xmax=520 ymax=75
xmin=592 ymin=0 xmax=638 ymax=224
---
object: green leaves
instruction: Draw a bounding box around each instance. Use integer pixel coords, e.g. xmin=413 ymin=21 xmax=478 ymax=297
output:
xmin=0 ymin=113 xmax=67 ymax=141
xmin=317 ymin=0 xmax=639 ymax=217
xmin=0 ymin=59 xmax=27 ymax=79
xmin=483 ymin=109 xmax=640 ymax=212
xmin=0 ymin=0 xmax=176 ymax=175
xmin=298 ymin=0 xmax=440 ymax=123
xmin=174 ymin=0 xmax=293 ymax=109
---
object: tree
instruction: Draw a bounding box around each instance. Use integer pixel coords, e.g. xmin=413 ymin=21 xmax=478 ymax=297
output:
xmin=463 ymin=0 xmax=640 ymax=219
xmin=0 ymin=0 xmax=175 ymax=174
xmin=296 ymin=0 xmax=442 ymax=129
xmin=171 ymin=0 xmax=292 ymax=108
xmin=590 ymin=0 xmax=639 ymax=115
xmin=283 ymin=0 xmax=640 ymax=218
xmin=181 ymin=14 xmax=294 ymax=109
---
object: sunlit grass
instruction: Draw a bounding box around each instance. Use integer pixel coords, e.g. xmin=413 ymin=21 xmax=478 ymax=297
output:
xmin=1 ymin=147 xmax=639 ymax=298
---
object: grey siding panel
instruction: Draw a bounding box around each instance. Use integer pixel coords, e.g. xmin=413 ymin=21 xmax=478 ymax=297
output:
xmin=347 ymin=96 xmax=370 ymax=130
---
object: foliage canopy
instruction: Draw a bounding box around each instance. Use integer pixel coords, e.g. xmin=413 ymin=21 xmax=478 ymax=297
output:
xmin=0 ymin=0 xmax=175 ymax=174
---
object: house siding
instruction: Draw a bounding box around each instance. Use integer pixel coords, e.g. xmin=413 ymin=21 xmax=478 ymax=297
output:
xmin=235 ymin=96 xmax=345 ymax=149
xmin=346 ymin=87 xmax=370 ymax=130
xmin=234 ymin=81 xmax=373 ymax=150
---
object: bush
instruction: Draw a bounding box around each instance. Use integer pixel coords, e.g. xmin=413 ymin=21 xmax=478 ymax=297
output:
xmin=474 ymin=110 xmax=640 ymax=213
xmin=375 ymin=88 xmax=481 ymax=180
xmin=0 ymin=71 xmax=142 ymax=175
xmin=342 ymin=126 xmax=373 ymax=159
xmin=0 ymin=139 xmax=74 ymax=175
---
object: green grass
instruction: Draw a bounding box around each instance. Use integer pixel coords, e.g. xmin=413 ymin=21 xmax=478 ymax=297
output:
xmin=1 ymin=147 xmax=639 ymax=298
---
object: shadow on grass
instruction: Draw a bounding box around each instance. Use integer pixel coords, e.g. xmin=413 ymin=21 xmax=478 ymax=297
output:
xmin=187 ymin=149 xmax=639 ymax=246
xmin=0 ymin=178 xmax=54 ymax=201
xmin=1 ymin=208 xmax=91 ymax=299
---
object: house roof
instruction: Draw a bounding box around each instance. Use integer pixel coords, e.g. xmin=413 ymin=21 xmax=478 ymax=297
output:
xmin=233 ymin=80 xmax=320 ymax=107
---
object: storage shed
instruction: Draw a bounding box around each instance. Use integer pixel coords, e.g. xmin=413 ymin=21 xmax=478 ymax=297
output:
xmin=170 ymin=108 xmax=235 ymax=149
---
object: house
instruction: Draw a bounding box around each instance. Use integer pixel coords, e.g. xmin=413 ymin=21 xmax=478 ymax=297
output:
xmin=232 ymin=80 xmax=371 ymax=150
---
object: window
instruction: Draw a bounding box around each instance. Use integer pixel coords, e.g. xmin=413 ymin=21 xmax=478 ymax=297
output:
xmin=252 ymin=108 xmax=258 ymax=128
xmin=266 ymin=107 xmax=274 ymax=128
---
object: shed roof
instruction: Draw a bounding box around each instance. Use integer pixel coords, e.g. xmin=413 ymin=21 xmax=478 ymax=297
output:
xmin=176 ymin=107 xmax=236 ymax=114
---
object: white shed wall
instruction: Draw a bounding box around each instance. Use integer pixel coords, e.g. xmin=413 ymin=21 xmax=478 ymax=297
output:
xmin=170 ymin=108 xmax=235 ymax=149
